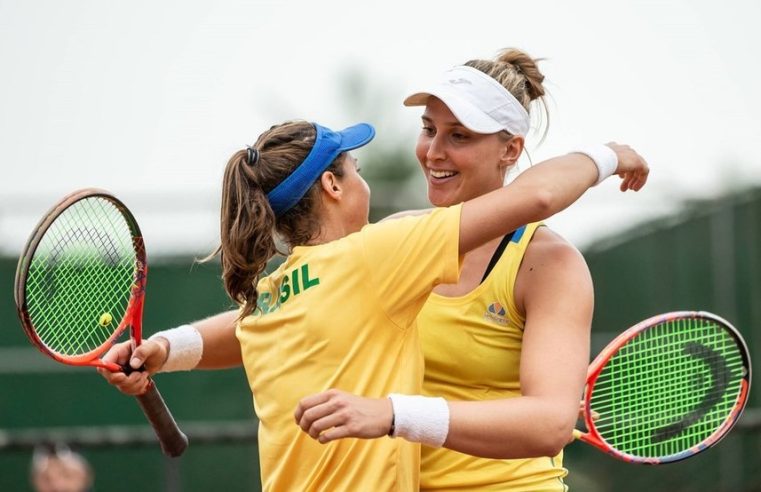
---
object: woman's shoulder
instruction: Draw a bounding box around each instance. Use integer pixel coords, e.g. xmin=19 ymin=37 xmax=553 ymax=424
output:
xmin=511 ymin=226 xmax=588 ymax=285
xmin=522 ymin=227 xmax=589 ymax=279
xmin=525 ymin=225 xmax=582 ymax=257
xmin=514 ymin=226 xmax=591 ymax=307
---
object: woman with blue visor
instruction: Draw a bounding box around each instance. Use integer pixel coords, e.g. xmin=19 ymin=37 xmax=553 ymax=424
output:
xmin=101 ymin=112 xmax=647 ymax=490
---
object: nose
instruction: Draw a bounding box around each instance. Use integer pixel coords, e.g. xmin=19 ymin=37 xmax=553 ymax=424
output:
xmin=426 ymin=134 xmax=446 ymax=162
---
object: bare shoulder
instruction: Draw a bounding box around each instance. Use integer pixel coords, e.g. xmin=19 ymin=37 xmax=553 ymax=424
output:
xmin=521 ymin=226 xmax=588 ymax=269
xmin=514 ymin=226 xmax=592 ymax=314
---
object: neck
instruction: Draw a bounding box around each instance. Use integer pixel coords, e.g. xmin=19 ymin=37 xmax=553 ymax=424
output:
xmin=304 ymin=207 xmax=357 ymax=246
xmin=306 ymin=223 xmax=347 ymax=246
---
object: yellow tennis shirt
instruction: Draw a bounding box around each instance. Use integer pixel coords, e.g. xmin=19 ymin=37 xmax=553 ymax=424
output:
xmin=419 ymin=222 xmax=568 ymax=492
xmin=237 ymin=205 xmax=462 ymax=492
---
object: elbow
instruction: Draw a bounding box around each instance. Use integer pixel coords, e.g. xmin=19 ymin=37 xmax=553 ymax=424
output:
xmin=537 ymin=419 xmax=576 ymax=457
xmin=521 ymin=413 xmax=575 ymax=458
xmin=536 ymin=434 xmax=569 ymax=458
xmin=530 ymin=189 xmax=556 ymax=221
xmin=485 ymin=419 xmax=573 ymax=460
xmin=521 ymin=437 xmax=568 ymax=460
xmin=487 ymin=432 xmax=568 ymax=460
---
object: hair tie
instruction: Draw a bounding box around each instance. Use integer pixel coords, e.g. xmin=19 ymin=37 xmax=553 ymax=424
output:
xmin=246 ymin=146 xmax=260 ymax=166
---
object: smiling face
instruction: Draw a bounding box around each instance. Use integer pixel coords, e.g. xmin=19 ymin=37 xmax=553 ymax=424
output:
xmin=415 ymin=97 xmax=522 ymax=207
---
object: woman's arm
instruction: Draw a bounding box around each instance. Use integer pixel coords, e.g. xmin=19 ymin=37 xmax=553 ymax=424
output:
xmin=192 ymin=310 xmax=244 ymax=369
xmin=294 ymin=142 xmax=648 ymax=451
xmin=382 ymin=143 xmax=646 ymax=230
xmin=294 ymin=232 xmax=592 ymax=459
xmin=98 ymin=309 xmax=242 ymax=395
xmin=458 ymin=143 xmax=647 ymax=255
xmin=443 ymin=229 xmax=591 ymax=458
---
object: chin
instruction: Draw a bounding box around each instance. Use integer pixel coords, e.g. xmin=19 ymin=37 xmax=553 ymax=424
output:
xmin=429 ymin=192 xmax=456 ymax=208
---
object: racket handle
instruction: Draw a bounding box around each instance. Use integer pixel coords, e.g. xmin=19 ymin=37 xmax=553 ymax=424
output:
xmin=135 ymin=381 xmax=189 ymax=457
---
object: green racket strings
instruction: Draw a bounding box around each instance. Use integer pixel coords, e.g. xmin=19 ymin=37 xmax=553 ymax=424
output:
xmin=590 ymin=318 xmax=745 ymax=458
xmin=24 ymin=197 xmax=136 ymax=356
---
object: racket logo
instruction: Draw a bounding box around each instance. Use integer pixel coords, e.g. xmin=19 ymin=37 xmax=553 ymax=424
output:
xmin=651 ymin=341 xmax=730 ymax=443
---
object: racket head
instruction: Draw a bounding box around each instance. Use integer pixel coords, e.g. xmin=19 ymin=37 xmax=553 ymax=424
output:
xmin=580 ymin=311 xmax=751 ymax=464
xmin=14 ymin=188 xmax=147 ymax=368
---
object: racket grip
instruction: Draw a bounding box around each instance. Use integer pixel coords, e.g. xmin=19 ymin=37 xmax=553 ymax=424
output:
xmin=135 ymin=381 xmax=189 ymax=457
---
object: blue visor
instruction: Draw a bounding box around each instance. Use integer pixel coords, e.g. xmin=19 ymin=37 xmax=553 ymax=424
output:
xmin=267 ymin=122 xmax=375 ymax=216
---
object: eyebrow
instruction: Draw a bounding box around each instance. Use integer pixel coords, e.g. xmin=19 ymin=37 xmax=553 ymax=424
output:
xmin=421 ymin=115 xmax=466 ymax=128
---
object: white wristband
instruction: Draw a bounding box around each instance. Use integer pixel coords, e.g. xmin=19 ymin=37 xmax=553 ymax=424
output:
xmin=388 ymin=394 xmax=450 ymax=447
xmin=148 ymin=324 xmax=203 ymax=373
xmin=571 ymin=144 xmax=618 ymax=185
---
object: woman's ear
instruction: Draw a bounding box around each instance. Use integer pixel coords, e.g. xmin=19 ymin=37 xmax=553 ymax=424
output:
xmin=320 ymin=171 xmax=342 ymax=201
xmin=500 ymin=135 xmax=525 ymax=168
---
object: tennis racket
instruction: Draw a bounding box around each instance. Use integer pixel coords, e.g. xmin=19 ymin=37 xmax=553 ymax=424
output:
xmin=14 ymin=188 xmax=188 ymax=457
xmin=573 ymin=311 xmax=751 ymax=464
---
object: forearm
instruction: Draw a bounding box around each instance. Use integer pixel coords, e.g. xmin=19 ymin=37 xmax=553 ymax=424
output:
xmin=444 ymin=397 xmax=577 ymax=459
xmin=512 ymin=153 xmax=600 ymax=217
xmin=295 ymin=391 xmax=577 ymax=458
xmin=151 ymin=310 xmax=242 ymax=371
xmin=193 ymin=310 xmax=242 ymax=369
xmin=459 ymin=153 xmax=599 ymax=253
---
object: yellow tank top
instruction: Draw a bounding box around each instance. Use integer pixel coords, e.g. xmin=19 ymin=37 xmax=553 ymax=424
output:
xmin=418 ymin=222 xmax=568 ymax=492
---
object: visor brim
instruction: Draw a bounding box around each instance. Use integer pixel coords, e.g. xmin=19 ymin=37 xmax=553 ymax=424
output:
xmin=403 ymin=87 xmax=505 ymax=134
xmin=337 ymin=123 xmax=375 ymax=152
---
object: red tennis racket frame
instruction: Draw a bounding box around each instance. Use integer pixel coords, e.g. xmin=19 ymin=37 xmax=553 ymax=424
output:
xmin=14 ymin=188 xmax=188 ymax=457
xmin=576 ymin=310 xmax=751 ymax=464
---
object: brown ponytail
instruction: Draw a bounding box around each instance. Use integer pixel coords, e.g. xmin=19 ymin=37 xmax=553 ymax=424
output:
xmin=205 ymin=120 xmax=346 ymax=319
xmin=215 ymin=150 xmax=278 ymax=318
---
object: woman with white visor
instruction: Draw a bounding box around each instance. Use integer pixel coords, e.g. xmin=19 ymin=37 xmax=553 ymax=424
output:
xmin=295 ymin=48 xmax=643 ymax=491
xmin=101 ymin=48 xmax=647 ymax=491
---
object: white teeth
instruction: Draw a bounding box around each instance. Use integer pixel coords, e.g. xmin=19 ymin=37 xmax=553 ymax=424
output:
xmin=430 ymin=170 xmax=456 ymax=178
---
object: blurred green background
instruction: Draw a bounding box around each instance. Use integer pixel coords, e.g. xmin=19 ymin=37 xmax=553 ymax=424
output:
xmin=2 ymin=185 xmax=760 ymax=491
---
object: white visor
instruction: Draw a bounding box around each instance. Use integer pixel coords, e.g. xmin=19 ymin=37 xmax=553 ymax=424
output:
xmin=404 ymin=65 xmax=530 ymax=136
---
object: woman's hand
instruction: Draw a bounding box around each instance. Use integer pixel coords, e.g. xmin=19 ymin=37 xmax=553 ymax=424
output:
xmin=294 ymin=389 xmax=393 ymax=444
xmin=96 ymin=338 xmax=169 ymax=395
xmin=607 ymin=142 xmax=650 ymax=192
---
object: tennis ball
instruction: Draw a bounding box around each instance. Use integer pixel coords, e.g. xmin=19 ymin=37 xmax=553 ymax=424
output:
xmin=98 ymin=312 xmax=113 ymax=327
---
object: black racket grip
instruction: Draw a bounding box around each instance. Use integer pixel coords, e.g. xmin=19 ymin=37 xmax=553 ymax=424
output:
xmin=135 ymin=382 xmax=189 ymax=457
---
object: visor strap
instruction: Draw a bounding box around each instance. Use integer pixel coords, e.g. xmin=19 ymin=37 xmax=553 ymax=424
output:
xmin=267 ymin=124 xmax=342 ymax=216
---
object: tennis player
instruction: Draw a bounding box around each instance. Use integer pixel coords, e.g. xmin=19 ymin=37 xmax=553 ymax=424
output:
xmin=295 ymin=48 xmax=640 ymax=491
xmin=101 ymin=114 xmax=647 ymax=490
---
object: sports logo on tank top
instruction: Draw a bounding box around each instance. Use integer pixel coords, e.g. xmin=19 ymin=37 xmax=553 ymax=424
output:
xmin=484 ymin=302 xmax=508 ymax=325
